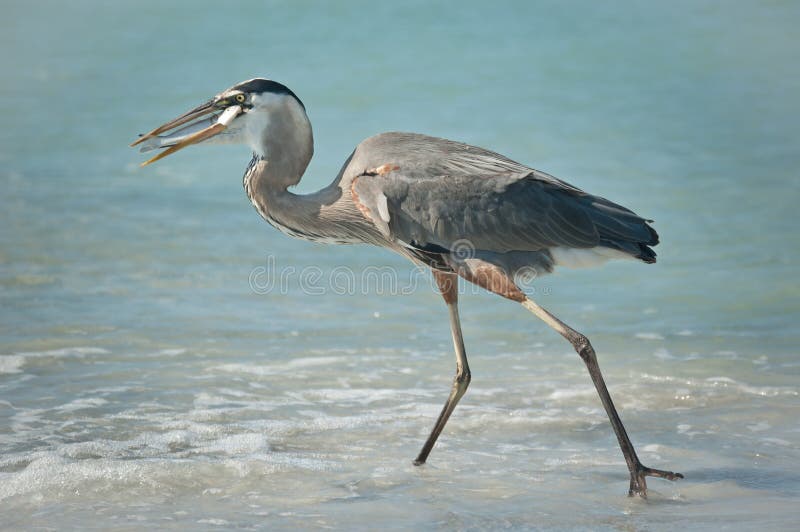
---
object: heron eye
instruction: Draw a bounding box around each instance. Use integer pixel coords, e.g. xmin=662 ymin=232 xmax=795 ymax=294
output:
xmin=235 ymin=94 xmax=246 ymax=103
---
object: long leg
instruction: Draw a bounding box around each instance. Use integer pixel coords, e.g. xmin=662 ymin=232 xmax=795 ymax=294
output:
xmin=521 ymin=297 xmax=682 ymax=497
xmin=414 ymin=271 xmax=471 ymax=466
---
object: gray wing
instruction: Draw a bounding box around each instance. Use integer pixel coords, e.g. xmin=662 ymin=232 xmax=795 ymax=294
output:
xmin=348 ymin=132 xmax=658 ymax=261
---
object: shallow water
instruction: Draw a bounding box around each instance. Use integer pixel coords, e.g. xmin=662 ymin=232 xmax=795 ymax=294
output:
xmin=2 ymin=1 xmax=799 ymax=530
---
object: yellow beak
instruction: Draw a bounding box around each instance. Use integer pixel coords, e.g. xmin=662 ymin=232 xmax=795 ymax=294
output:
xmin=132 ymin=103 xmax=242 ymax=166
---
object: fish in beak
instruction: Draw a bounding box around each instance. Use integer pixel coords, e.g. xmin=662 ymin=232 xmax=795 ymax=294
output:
xmin=131 ymin=101 xmax=243 ymax=166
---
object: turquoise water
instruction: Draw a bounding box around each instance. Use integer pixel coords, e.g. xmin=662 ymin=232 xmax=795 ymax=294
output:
xmin=2 ymin=1 xmax=799 ymax=529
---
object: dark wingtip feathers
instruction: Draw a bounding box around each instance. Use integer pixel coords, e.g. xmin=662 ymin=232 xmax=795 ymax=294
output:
xmin=635 ymin=220 xmax=659 ymax=263
xmin=646 ymin=223 xmax=660 ymax=246
xmin=638 ymin=244 xmax=657 ymax=264
xmin=641 ymin=220 xmax=659 ymax=263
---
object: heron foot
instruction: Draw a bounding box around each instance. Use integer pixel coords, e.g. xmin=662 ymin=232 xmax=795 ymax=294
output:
xmin=628 ymin=462 xmax=684 ymax=498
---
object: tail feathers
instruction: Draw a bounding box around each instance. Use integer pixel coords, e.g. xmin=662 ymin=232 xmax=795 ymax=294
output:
xmin=590 ymin=205 xmax=659 ymax=263
xmin=598 ymin=238 xmax=657 ymax=264
xmin=644 ymin=222 xmax=660 ymax=246
xmin=585 ymin=196 xmax=659 ymax=264
xmin=638 ymin=221 xmax=659 ymax=263
xmin=637 ymin=243 xmax=658 ymax=264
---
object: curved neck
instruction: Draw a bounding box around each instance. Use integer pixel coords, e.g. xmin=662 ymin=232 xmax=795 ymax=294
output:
xmin=253 ymin=98 xmax=314 ymax=190
xmin=242 ymin=105 xmax=366 ymax=244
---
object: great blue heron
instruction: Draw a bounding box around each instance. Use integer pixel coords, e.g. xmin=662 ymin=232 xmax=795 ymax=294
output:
xmin=132 ymin=78 xmax=682 ymax=497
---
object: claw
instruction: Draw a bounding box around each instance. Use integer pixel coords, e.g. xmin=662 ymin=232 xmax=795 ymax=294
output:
xmin=629 ymin=464 xmax=684 ymax=498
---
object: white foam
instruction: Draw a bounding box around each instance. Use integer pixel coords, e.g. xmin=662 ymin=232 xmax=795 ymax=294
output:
xmin=705 ymin=377 xmax=798 ymax=397
xmin=198 ymin=519 xmax=230 ymax=526
xmin=10 ymin=408 xmax=45 ymax=433
xmin=0 ymin=355 xmax=25 ymax=374
xmin=196 ymin=433 xmax=269 ymax=455
xmin=548 ymin=387 xmax=595 ymax=400
xmin=747 ymin=421 xmax=770 ymax=432
xmin=0 ymin=452 xmax=158 ymax=502
xmin=635 ymin=332 xmax=665 ymax=341
xmin=674 ymin=388 xmax=692 ymax=401
xmin=1 ymin=347 xmax=111 ymax=375
xmin=299 ymin=387 xmax=434 ymax=405
xmin=158 ymin=348 xmax=187 ymax=357
xmin=212 ymin=356 xmax=347 ymax=376
xmin=653 ymin=348 xmax=673 ymax=360
xmin=55 ymin=397 xmax=108 ymax=412
xmin=761 ymin=437 xmax=791 ymax=446
xmin=15 ymin=347 xmax=110 ymax=358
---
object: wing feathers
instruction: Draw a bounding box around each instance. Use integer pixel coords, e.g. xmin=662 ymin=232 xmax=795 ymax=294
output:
xmin=347 ymin=133 xmax=658 ymax=262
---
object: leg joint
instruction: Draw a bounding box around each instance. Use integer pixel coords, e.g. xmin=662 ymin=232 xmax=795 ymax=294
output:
xmin=571 ymin=333 xmax=594 ymax=362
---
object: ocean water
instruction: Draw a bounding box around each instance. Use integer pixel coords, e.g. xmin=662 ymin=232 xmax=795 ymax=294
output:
xmin=2 ymin=0 xmax=799 ymax=529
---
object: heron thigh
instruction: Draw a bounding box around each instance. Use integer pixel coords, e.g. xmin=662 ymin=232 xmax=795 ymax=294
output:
xmin=447 ymin=257 xmax=526 ymax=302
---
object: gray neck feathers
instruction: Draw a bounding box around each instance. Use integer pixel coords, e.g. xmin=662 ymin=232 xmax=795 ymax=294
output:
xmin=241 ymin=103 xmax=372 ymax=245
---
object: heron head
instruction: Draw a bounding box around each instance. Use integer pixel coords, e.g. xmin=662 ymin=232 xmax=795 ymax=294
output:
xmin=131 ymin=78 xmax=307 ymax=166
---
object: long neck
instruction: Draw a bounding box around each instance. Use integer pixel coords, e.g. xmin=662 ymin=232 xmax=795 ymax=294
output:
xmin=242 ymin=104 xmax=366 ymax=244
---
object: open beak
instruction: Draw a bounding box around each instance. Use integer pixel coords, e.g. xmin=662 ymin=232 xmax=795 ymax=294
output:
xmin=131 ymin=101 xmax=242 ymax=166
